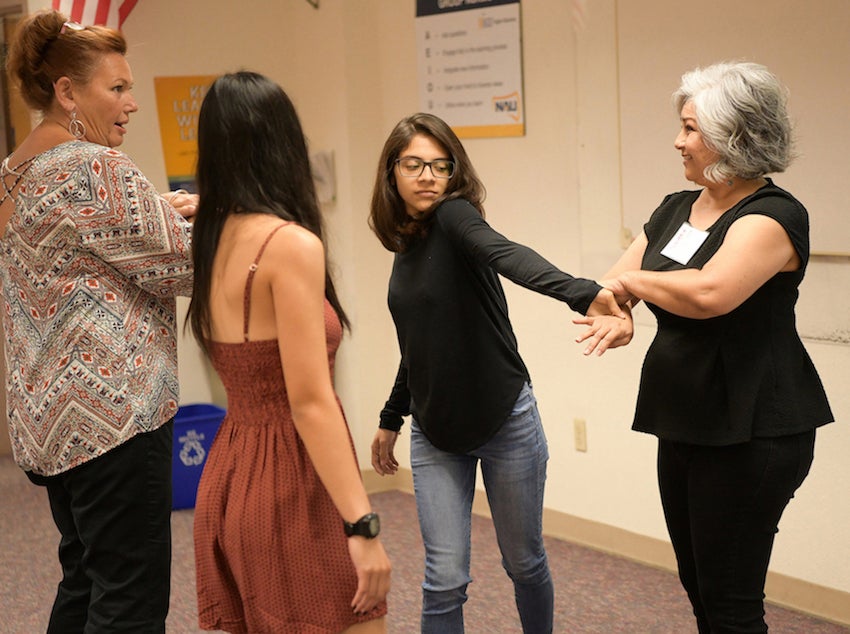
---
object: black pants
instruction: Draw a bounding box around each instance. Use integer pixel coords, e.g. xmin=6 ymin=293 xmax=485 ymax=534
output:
xmin=29 ymin=421 xmax=173 ymax=634
xmin=657 ymin=430 xmax=815 ymax=634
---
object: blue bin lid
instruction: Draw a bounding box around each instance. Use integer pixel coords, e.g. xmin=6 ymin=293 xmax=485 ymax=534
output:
xmin=175 ymin=403 xmax=226 ymax=424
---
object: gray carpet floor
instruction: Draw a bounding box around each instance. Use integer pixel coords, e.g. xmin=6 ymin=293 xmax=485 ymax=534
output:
xmin=2 ymin=455 xmax=847 ymax=633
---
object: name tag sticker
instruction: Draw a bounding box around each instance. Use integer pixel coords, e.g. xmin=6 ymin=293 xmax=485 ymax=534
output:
xmin=660 ymin=222 xmax=709 ymax=265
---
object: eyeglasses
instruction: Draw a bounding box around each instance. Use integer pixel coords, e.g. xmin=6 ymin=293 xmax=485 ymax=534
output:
xmin=395 ymin=157 xmax=455 ymax=179
xmin=61 ymin=21 xmax=85 ymax=34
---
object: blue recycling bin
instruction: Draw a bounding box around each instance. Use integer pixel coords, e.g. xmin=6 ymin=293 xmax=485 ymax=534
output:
xmin=172 ymin=403 xmax=226 ymax=510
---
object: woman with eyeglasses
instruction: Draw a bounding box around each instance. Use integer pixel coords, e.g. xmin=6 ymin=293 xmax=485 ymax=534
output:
xmin=1 ymin=9 xmax=195 ymax=632
xmin=368 ymin=112 xmax=626 ymax=633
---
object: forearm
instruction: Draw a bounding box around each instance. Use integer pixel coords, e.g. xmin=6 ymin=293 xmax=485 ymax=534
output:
xmin=475 ymin=232 xmax=602 ymax=313
xmin=292 ymin=399 xmax=373 ymax=523
xmin=617 ymin=213 xmax=799 ymax=319
xmin=379 ymin=363 xmax=410 ymax=431
xmin=620 ymin=268 xmax=725 ymax=318
xmin=443 ymin=200 xmax=601 ymax=313
xmin=85 ymin=153 xmax=194 ymax=296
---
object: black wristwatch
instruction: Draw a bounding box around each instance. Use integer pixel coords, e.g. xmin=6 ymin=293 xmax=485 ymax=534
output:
xmin=343 ymin=512 xmax=381 ymax=539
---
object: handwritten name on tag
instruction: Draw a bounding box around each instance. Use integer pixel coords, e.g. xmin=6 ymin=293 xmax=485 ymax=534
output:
xmin=660 ymin=222 xmax=709 ymax=265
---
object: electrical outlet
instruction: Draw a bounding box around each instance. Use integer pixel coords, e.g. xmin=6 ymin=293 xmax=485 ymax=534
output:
xmin=574 ymin=418 xmax=587 ymax=452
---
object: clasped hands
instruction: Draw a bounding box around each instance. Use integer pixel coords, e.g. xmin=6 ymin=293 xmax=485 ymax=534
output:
xmin=575 ymin=275 xmax=635 ymax=357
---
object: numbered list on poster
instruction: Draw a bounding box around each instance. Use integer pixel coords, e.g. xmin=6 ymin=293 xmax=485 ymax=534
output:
xmin=416 ymin=0 xmax=524 ymax=138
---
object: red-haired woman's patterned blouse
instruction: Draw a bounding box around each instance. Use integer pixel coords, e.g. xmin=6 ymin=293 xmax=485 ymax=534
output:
xmin=0 ymin=141 xmax=193 ymax=476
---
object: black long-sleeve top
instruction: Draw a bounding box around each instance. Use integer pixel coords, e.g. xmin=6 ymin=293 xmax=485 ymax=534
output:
xmin=378 ymin=198 xmax=602 ymax=453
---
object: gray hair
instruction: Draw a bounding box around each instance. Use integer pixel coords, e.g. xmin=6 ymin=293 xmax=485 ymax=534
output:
xmin=673 ymin=61 xmax=796 ymax=182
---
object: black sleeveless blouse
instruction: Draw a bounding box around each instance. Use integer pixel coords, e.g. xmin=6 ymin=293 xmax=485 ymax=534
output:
xmin=633 ymin=180 xmax=833 ymax=445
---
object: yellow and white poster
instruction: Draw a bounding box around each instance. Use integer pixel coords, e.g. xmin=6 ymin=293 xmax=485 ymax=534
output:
xmin=416 ymin=0 xmax=524 ymax=138
xmin=153 ymin=75 xmax=216 ymax=192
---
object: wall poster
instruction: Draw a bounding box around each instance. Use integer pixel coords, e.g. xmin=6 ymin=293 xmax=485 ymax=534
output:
xmin=416 ymin=0 xmax=524 ymax=138
xmin=153 ymin=75 xmax=216 ymax=192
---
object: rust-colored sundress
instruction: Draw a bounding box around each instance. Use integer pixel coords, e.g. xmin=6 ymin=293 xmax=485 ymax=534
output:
xmin=193 ymin=224 xmax=386 ymax=633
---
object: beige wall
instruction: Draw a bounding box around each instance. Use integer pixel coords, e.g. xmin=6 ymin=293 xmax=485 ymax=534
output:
xmin=19 ymin=0 xmax=850 ymax=607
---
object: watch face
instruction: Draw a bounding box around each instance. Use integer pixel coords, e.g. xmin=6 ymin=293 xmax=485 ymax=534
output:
xmin=345 ymin=513 xmax=380 ymax=538
xmin=368 ymin=514 xmax=380 ymax=536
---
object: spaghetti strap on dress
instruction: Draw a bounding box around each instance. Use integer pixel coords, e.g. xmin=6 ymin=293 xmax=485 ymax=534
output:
xmin=193 ymin=222 xmax=386 ymax=633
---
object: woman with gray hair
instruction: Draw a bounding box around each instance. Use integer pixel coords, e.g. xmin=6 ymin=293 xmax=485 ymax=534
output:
xmin=576 ymin=61 xmax=833 ymax=632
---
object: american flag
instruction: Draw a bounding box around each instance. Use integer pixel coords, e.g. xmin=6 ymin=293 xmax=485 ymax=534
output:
xmin=51 ymin=0 xmax=139 ymax=31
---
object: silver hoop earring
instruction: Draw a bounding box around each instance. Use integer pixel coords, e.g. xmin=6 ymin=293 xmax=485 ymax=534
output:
xmin=68 ymin=111 xmax=86 ymax=139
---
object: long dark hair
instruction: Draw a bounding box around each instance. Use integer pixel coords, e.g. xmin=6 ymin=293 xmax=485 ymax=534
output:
xmin=368 ymin=112 xmax=486 ymax=252
xmin=187 ymin=71 xmax=349 ymax=354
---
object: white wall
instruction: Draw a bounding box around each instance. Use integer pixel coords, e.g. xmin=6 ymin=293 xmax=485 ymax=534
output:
xmin=26 ymin=0 xmax=847 ymax=598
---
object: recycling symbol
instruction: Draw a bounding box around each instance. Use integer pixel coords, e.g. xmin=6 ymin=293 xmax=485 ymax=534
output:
xmin=179 ymin=429 xmax=206 ymax=466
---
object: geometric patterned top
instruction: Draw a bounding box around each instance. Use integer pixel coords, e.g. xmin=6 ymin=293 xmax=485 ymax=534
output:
xmin=0 ymin=141 xmax=194 ymax=476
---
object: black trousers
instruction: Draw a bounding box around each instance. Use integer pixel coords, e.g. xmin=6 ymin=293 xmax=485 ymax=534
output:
xmin=29 ymin=421 xmax=173 ymax=634
xmin=657 ymin=430 xmax=815 ymax=634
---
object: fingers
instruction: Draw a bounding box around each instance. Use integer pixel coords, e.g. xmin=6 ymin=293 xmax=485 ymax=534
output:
xmin=584 ymin=331 xmax=618 ymax=356
xmin=576 ymin=315 xmax=634 ymax=356
xmin=605 ymin=292 xmax=627 ymax=319
xmin=370 ymin=435 xmax=382 ymax=473
xmin=573 ymin=314 xmax=607 ymax=352
xmin=164 ymin=190 xmax=198 ymax=219
xmin=385 ymin=440 xmax=399 ymax=470
xmin=351 ymin=570 xmax=389 ymax=614
xmin=164 ymin=188 xmax=188 ymax=203
xmin=371 ymin=430 xmax=399 ymax=476
xmin=349 ymin=539 xmax=391 ymax=614
xmin=589 ymin=333 xmax=613 ymax=356
xmin=379 ymin=448 xmax=398 ymax=475
xmin=350 ymin=576 xmax=373 ymax=614
xmin=587 ymin=288 xmax=626 ymax=319
xmin=583 ymin=332 xmax=602 ymax=356
xmin=599 ymin=278 xmax=635 ymax=308
xmin=574 ymin=327 xmax=595 ymax=345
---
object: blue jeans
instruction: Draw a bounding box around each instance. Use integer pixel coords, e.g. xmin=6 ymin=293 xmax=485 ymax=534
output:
xmin=411 ymin=382 xmax=553 ymax=634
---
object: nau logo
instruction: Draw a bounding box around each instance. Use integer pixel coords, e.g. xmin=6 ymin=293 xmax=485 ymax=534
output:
xmin=492 ymin=91 xmax=522 ymax=122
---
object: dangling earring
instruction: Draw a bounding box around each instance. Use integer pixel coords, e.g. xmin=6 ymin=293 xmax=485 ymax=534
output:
xmin=68 ymin=111 xmax=86 ymax=139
